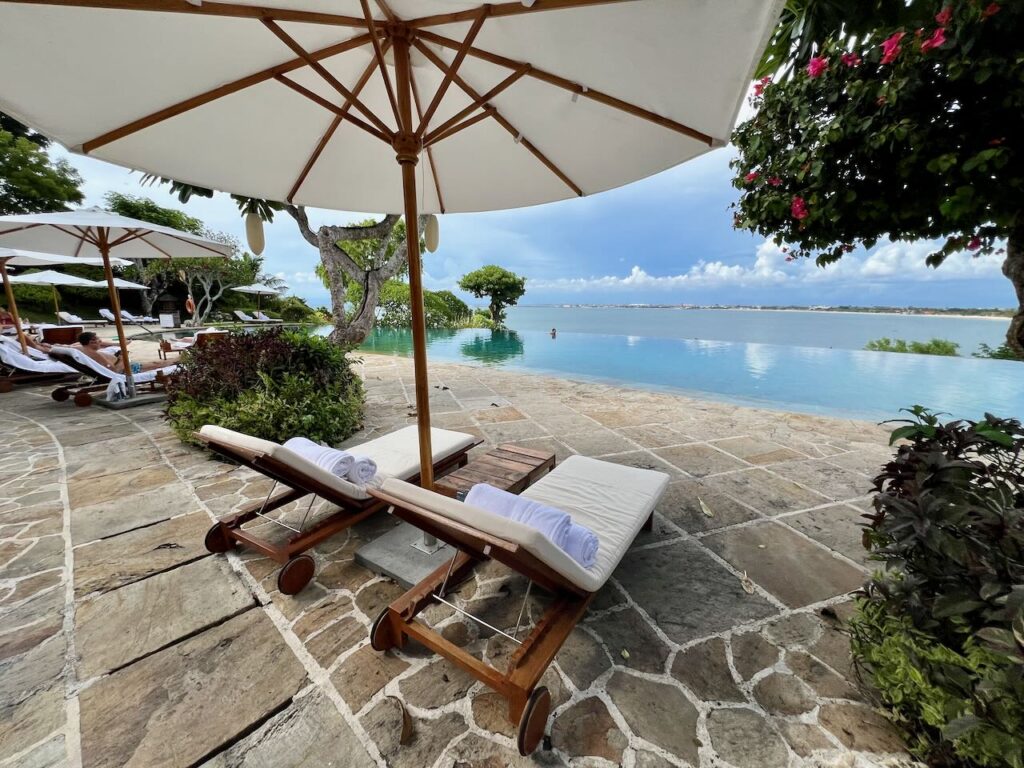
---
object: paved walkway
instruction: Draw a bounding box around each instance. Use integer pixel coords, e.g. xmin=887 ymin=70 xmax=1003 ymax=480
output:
xmin=1 ymin=353 xmax=913 ymax=768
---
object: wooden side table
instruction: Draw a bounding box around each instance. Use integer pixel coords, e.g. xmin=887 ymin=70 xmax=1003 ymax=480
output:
xmin=434 ymin=443 xmax=556 ymax=498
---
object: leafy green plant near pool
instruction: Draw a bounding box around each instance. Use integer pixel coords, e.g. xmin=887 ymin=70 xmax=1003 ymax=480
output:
xmin=166 ymin=328 xmax=364 ymax=447
xmin=850 ymin=406 xmax=1024 ymax=768
xmin=865 ymin=338 xmax=960 ymax=356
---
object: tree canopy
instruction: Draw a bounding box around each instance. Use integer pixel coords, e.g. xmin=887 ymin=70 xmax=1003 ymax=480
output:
xmin=0 ymin=129 xmax=82 ymax=215
xmin=732 ymin=0 xmax=1024 ymax=354
xmin=458 ymin=265 xmax=527 ymax=325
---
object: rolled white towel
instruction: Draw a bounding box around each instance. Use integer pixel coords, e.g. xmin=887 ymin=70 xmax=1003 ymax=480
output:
xmin=562 ymin=522 xmax=599 ymax=569
xmin=347 ymin=455 xmax=378 ymax=484
xmin=283 ymin=437 xmax=354 ymax=479
xmin=466 ymin=483 xmax=595 ymax=565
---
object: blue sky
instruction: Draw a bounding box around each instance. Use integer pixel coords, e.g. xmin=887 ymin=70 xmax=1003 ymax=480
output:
xmin=57 ymin=141 xmax=1014 ymax=311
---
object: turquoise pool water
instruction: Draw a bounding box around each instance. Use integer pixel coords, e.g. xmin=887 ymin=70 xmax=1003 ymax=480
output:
xmin=360 ymin=327 xmax=1024 ymax=422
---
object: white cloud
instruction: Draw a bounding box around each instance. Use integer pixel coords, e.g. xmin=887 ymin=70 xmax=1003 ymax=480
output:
xmin=531 ymin=240 xmax=1005 ymax=293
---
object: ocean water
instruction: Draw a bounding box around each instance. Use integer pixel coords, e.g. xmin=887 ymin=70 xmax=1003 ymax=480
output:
xmin=358 ymin=309 xmax=1023 ymax=422
xmin=505 ymin=306 xmax=1008 ymax=354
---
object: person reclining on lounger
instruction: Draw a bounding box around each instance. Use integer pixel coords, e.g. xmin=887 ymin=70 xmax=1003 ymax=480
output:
xmin=77 ymin=331 xmax=160 ymax=373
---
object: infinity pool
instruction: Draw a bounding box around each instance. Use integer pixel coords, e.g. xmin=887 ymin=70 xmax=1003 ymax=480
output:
xmin=360 ymin=327 xmax=1024 ymax=422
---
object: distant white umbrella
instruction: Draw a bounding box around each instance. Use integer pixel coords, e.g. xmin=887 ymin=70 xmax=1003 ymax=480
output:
xmin=232 ymin=282 xmax=279 ymax=311
xmin=0 ymin=248 xmax=130 ymax=353
xmin=0 ymin=0 xmax=781 ymax=485
xmin=9 ymin=269 xmax=100 ymax=321
xmin=101 ymin=277 xmax=149 ymax=291
xmin=0 ymin=208 xmax=232 ymax=396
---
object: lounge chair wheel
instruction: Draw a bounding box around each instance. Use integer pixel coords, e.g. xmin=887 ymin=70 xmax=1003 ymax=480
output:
xmin=277 ymin=555 xmax=315 ymax=595
xmin=52 ymin=387 xmax=70 ymax=402
xmin=370 ymin=607 xmax=395 ymax=652
xmin=517 ymin=686 xmax=551 ymax=756
xmin=204 ymin=523 xmax=235 ymax=554
xmin=0 ymin=380 xmax=12 ymax=393
xmin=73 ymin=391 xmax=93 ymax=407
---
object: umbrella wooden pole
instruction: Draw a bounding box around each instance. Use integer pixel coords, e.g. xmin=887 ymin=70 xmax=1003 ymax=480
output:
xmin=99 ymin=235 xmax=136 ymax=397
xmin=52 ymin=286 xmax=59 ymax=321
xmin=0 ymin=261 xmax=30 ymax=355
xmin=395 ymin=33 xmax=434 ymax=491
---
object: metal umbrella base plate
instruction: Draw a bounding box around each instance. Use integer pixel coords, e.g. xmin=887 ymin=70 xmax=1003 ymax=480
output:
xmin=93 ymin=392 xmax=168 ymax=409
xmin=355 ymin=522 xmax=454 ymax=589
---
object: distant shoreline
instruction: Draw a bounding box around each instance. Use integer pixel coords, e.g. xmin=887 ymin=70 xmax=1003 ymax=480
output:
xmin=516 ymin=305 xmax=1011 ymax=321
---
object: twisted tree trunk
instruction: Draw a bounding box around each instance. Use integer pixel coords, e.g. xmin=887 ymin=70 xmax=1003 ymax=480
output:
xmin=1003 ymin=228 xmax=1024 ymax=359
xmin=285 ymin=205 xmax=424 ymax=347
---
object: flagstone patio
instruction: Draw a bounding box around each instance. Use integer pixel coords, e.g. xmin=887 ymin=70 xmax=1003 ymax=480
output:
xmin=0 ymin=349 xmax=917 ymax=768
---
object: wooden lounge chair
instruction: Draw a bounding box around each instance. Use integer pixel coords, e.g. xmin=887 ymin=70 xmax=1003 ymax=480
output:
xmin=47 ymin=346 xmax=176 ymax=406
xmin=195 ymin=425 xmax=484 ymax=595
xmin=0 ymin=338 xmax=79 ymax=393
xmin=366 ymin=456 xmax=669 ymax=754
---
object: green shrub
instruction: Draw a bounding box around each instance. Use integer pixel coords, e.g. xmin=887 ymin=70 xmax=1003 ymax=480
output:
xmin=166 ymin=328 xmax=364 ymax=447
xmin=865 ymin=338 xmax=960 ymax=356
xmin=974 ymin=343 xmax=1024 ymax=362
xmin=850 ymin=406 xmax=1024 ymax=768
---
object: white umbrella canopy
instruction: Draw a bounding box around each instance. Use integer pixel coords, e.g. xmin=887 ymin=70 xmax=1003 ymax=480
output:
xmin=0 ymin=1 xmax=779 ymax=214
xmin=0 ymin=0 xmax=781 ymax=479
xmin=101 ymin=277 xmax=149 ymax=290
xmin=9 ymin=269 xmax=98 ymax=288
xmin=232 ymin=283 xmax=280 ymax=295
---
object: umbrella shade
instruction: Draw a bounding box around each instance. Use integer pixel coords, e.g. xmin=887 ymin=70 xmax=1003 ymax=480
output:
xmin=0 ymin=0 xmax=781 ymax=479
xmin=0 ymin=207 xmax=234 ymax=260
xmin=0 ymin=248 xmax=131 ymax=268
xmin=0 ymin=2 xmax=780 ymax=214
xmin=101 ymin=277 xmax=149 ymax=290
xmin=232 ymin=284 xmax=280 ymax=296
xmin=9 ymin=270 xmax=99 ymax=288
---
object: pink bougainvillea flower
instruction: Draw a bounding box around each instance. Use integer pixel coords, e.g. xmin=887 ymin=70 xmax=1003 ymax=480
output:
xmin=840 ymin=53 xmax=862 ymax=67
xmin=921 ymin=27 xmax=947 ymax=52
xmin=785 ymin=255 xmax=796 ymax=262
xmin=935 ymin=7 xmax=953 ymax=26
xmin=967 ymin=236 xmax=982 ymax=251
xmin=880 ymin=31 xmax=905 ymax=64
xmin=807 ymin=56 xmax=829 ymax=78
xmin=753 ymin=76 xmax=771 ymax=98
xmin=791 ymin=196 xmax=809 ymax=220
xmin=745 ymin=171 xmax=759 ymax=182
xmin=982 ymin=3 xmax=1001 ymax=18
xmin=768 ymin=176 xmax=783 ymax=187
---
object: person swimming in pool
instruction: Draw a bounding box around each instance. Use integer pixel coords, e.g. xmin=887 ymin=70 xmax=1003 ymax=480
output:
xmin=550 ymin=328 xmax=557 ymax=338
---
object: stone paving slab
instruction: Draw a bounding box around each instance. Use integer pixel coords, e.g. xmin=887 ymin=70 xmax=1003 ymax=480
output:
xmin=75 ymin=556 xmax=254 ymax=678
xmin=79 ymin=610 xmax=306 ymax=768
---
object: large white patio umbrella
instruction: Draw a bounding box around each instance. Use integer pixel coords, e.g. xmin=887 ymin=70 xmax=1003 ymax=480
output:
xmin=0 ymin=247 xmax=130 ymax=354
xmin=0 ymin=207 xmax=233 ymax=395
xmin=0 ymin=0 xmax=782 ymax=482
xmin=233 ymin=282 xmax=279 ymax=310
xmin=8 ymin=269 xmax=99 ymax=322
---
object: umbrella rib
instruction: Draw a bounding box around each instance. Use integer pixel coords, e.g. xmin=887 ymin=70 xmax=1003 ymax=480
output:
xmin=136 ymin=235 xmax=174 ymax=259
xmin=423 ymin=64 xmax=531 ymax=146
xmin=411 ymin=67 xmax=445 ymax=213
xmin=373 ymin=0 xmax=397 ymax=22
xmin=414 ymin=40 xmax=583 ymax=197
xmin=424 ymin=108 xmax=494 ymax=148
xmin=0 ymin=0 xmax=365 ymax=27
xmin=263 ymin=20 xmax=394 ymax=139
xmin=274 ymin=74 xmax=391 ymax=144
xmin=80 ymin=32 xmax=374 ymax=154
xmin=409 ymin=0 xmax=642 ymax=28
xmin=359 ymin=0 xmax=400 ymax=127
xmin=287 ymin=45 xmax=388 ymax=203
xmin=417 ymin=29 xmax=717 ymax=146
xmin=415 ymin=6 xmax=489 ymax=141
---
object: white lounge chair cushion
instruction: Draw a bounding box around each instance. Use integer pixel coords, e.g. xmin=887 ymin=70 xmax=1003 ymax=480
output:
xmin=198 ymin=424 xmax=478 ymax=501
xmin=0 ymin=336 xmax=49 ymax=361
xmin=380 ymin=455 xmax=669 ymax=592
xmin=0 ymin=341 xmax=76 ymax=374
xmin=48 ymin=346 xmax=176 ymax=383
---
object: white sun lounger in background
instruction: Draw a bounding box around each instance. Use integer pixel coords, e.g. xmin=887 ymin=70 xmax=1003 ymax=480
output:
xmin=58 ymin=311 xmax=105 ymax=326
xmin=119 ymin=309 xmax=157 ymax=323
xmin=0 ymin=340 xmax=78 ymax=392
